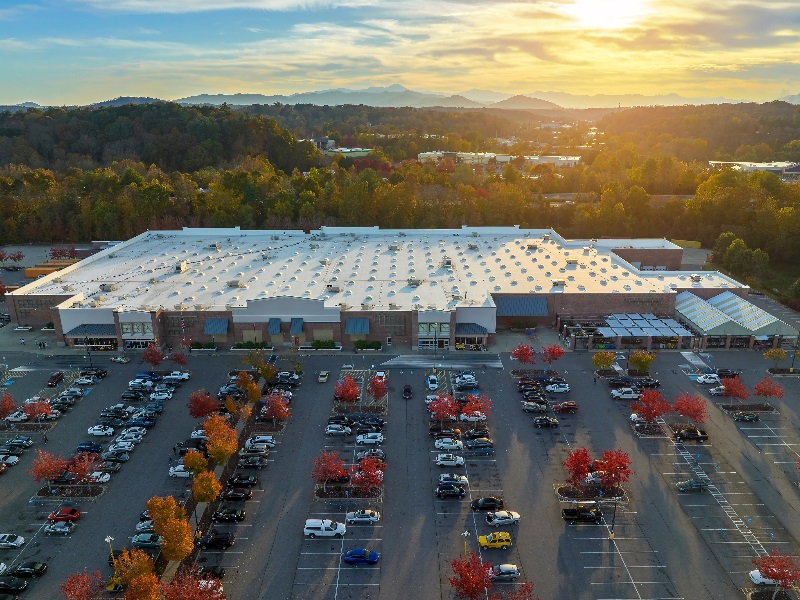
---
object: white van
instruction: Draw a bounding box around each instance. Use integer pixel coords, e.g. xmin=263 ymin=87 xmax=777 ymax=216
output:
xmin=304 ymin=519 xmax=346 ymax=538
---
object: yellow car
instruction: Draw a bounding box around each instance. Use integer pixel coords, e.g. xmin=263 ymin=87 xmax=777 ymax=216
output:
xmin=318 ymin=371 xmax=330 ymax=383
xmin=478 ymin=531 xmax=512 ymax=550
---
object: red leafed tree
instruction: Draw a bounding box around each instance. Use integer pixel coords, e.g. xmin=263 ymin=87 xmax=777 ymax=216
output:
xmin=598 ymin=449 xmax=633 ymax=491
xmin=160 ymin=568 xmax=224 ymax=600
xmin=29 ymin=450 xmax=68 ymax=491
xmin=188 ymin=389 xmax=219 ymax=419
xmin=9 ymin=251 xmax=24 ymax=264
xmin=262 ymin=393 xmax=291 ymax=426
xmin=511 ymin=343 xmax=535 ymax=365
xmin=754 ymin=376 xmax=784 ymax=399
xmin=673 ymin=392 xmax=708 ymax=425
xmin=722 ymin=376 xmax=750 ymax=402
xmin=752 ymin=550 xmax=800 ymax=599
xmin=60 ymin=569 xmax=104 ymax=600
xmin=142 ymin=343 xmax=165 ymax=368
xmin=428 ymin=393 xmax=460 ymax=425
xmin=0 ymin=393 xmax=16 ymax=420
xmin=489 ymin=582 xmax=540 ymax=600
xmin=334 ymin=375 xmax=360 ymax=403
xmin=448 ymin=551 xmax=493 ymax=600
xmin=366 ymin=375 xmax=388 ymax=402
xmin=462 ymin=393 xmax=492 ymax=419
xmin=541 ymin=343 xmax=566 ymax=366
xmin=169 ymin=352 xmax=188 ymax=367
xmin=68 ymin=452 xmax=98 ymax=482
xmin=22 ymin=400 xmax=52 ymax=420
xmin=628 ymin=389 xmax=670 ymax=423
xmin=311 ymin=450 xmax=347 ymax=492
xmin=563 ymin=447 xmax=592 ymax=488
xmin=351 ymin=456 xmax=384 ymax=495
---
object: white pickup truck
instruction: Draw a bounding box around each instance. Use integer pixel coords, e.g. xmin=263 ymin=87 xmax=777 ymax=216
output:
xmin=610 ymin=387 xmax=640 ymax=400
xmin=166 ymin=371 xmax=191 ymax=381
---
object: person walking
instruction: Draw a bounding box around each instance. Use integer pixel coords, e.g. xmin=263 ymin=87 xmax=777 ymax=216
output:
xmin=43 ymin=432 xmax=48 ymax=443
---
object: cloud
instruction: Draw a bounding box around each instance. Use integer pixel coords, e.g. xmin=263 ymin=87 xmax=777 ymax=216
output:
xmin=73 ymin=0 xmax=373 ymax=13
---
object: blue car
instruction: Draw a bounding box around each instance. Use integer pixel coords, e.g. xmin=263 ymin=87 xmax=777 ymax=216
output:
xmin=77 ymin=442 xmax=102 ymax=453
xmin=342 ymin=548 xmax=380 ymax=565
xmin=144 ymin=403 xmax=164 ymax=414
xmin=126 ymin=418 xmax=156 ymax=429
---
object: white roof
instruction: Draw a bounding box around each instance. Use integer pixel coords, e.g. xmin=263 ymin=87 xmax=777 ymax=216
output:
xmin=11 ymin=226 xmax=746 ymax=313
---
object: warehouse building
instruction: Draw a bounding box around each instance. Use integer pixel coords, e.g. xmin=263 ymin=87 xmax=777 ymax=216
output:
xmin=6 ymin=226 xmax=770 ymax=352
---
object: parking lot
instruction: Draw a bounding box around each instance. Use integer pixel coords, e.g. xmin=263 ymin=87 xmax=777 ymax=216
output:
xmin=0 ymin=347 xmax=798 ymax=599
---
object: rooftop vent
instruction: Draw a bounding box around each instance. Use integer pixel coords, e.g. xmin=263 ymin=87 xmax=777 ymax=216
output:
xmin=468 ymin=243 xmax=479 ymax=250
xmin=389 ymin=242 xmax=400 ymax=251
xmin=552 ymin=279 xmax=566 ymax=287
xmin=566 ymin=258 xmax=578 ymax=265
xmin=690 ymin=274 xmax=702 ymax=282
xmin=361 ymin=303 xmax=372 ymax=310
xmin=526 ymin=243 xmax=538 ymax=250
xmin=208 ymin=243 xmax=219 ymax=250
xmin=227 ymin=280 xmax=243 ymax=288
xmin=310 ymin=243 xmax=319 ymax=250
xmin=388 ymin=302 xmax=398 ymax=310
xmin=175 ymin=261 xmax=186 ymax=272
xmin=408 ymin=278 xmax=422 ymax=287
xmin=443 ymin=256 xmax=452 ymax=268
xmin=100 ymin=283 xmax=117 ymax=292
xmin=327 ymin=284 xmax=340 ymax=293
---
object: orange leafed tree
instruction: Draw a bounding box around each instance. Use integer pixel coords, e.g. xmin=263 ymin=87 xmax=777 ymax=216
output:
xmin=0 ymin=393 xmax=16 ymax=420
xmin=160 ymin=568 xmax=225 ymax=600
xmin=367 ymin=376 xmax=387 ymax=402
xmin=335 ymin=375 xmax=360 ymax=403
xmin=511 ymin=343 xmax=535 ymax=365
xmin=563 ymin=447 xmax=592 ymax=488
xmin=673 ymin=392 xmax=708 ymax=425
xmin=262 ymin=393 xmax=291 ymax=426
xmin=541 ymin=343 xmax=565 ymax=366
xmin=448 ymin=551 xmax=493 ymax=600
xmin=114 ymin=548 xmax=155 ymax=585
xmin=126 ymin=572 xmax=160 ymax=600
xmin=188 ymin=390 xmax=219 ymax=419
xmin=182 ymin=449 xmax=208 ymax=475
xmin=29 ymin=449 xmax=68 ymax=490
xmin=146 ymin=496 xmax=186 ymax=537
xmin=203 ymin=414 xmax=238 ymax=465
xmin=754 ymin=376 xmax=784 ymax=399
xmin=160 ymin=517 xmax=194 ymax=562
xmin=462 ymin=394 xmax=492 ymax=419
xmin=22 ymin=400 xmax=51 ymax=420
xmin=142 ymin=343 xmax=165 ymax=368
xmin=192 ymin=471 xmax=222 ymax=504
xmin=60 ymin=569 xmax=104 ymax=600
xmin=68 ymin=452 xmax=98 ymax=482
xmin=311 ymin=450 xmax=347 ymax=492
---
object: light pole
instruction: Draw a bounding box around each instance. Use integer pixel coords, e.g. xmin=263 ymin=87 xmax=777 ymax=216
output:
xmin=790 ymin=337 xmax=799 ymax=373
xmin=608 ymin=499 xmax=619 ymax=540
xmin=433 ymin=329 xmax=438 ymax=373
xmin=461 ymin=530 xmax=470 ymax=556
xmin=105 ymin=535 xmax=115 ymax=568
xmin=83 ymin=325 xmax=93 ymax=369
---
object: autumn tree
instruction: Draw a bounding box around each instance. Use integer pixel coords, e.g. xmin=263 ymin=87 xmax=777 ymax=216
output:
xmin=511 ymin=343 xmax=535 ymax=365
xmin=598 ymin=449 xmax=633 ymax=491
xmin=488 ymin=581 xmax=540 ymax=600
xmin=146 ymin=496 xmax=186 ymax=536
xmin=461 ymin=393 xmax=492 ymax=419
xmin=203 ymin=414 xmax=238 ymax=465
xmin=8 ymin=251 xmax=23 ymax=265
xmin=160 ymin=568 xmax=224 ymax=600
xmin=366 ymin=375 xmax=388 ymax=403
xmin=334 ymin=375 xmax=360 ymax=403
xmin=29 ymin=449 xmax=68 ymax=491
xmin=754 ymin=376 xmax=784 ymax=399
xmin=60 ymin=569 xmax=104 ymax=600
xmin=126 ymin=572 xmax=160 ymax=600
xmin=142 ymin=343 xmax=165 ymax=369
xmin=243 ymin=351 xmax=276 ymax=384
xmin=592 ymin=351 xmax=616 ymax=371
xmin=673 ymin=392 xmax=708 ymax=425
xmin=68 ymin=452 xmax=98 ymax=483
xmin=563 ymin=447 xmax=591 ymax=488
xmin=160 ymin=517 xmax=194 ymax=562
xmin=448 ymin=551 xmax=493 ymax=600
xmin=114 ymin=548 xmax=154 ymax=585
xmin=540 ymin=343 xmax=565 ymax=366
xmin=752 ymin=550 xmax=800 ymax=600
xmin=169 ymin=351 xmax=188 ymax=367
xmin=192 ymin=471 xmax=222 ymax=504
xmin=22 ymin=400 xmax=52 ymax=420
xmin=722 ymin=376 xmax=750 ymax=402
xmin=628 ymin=351 xmax=656 ymax=374
xmin=262 ymin=393 xmax=291 ymax=426
xmin=351 ymin=456 xmax=384 ymax=495
xmin=187 ymin=389 xmax=219 ymax=419
xmin=0 ymin=393 xmax=15 ymax=420
xmin=236 ymin=371 xmax=261 ymax=404
xmin=628 ymin=390 xmax=670 ymax=423
xmin=182 ymin=449 xmax=208 ymax=475
xmin=763 ymin=348 xmax=787 ymax=369
xmin=311 ymin=450 xmax=347 ymax=492
xmin=428 ymin=393 xmax=460 ymax=426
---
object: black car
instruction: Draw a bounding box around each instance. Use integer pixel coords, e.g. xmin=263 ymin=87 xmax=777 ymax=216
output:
xmin=238 ymin=456 xmax=267 ymax=469
xmin=211 ymin=508 xmax=246 ymax=523
xmin=50 ymin=470 xmax=76 ymax=485
xmin=343 ymin=414 xmax=386 ymax=428
xmin=100 ymin=451 xmax=130 ymax=463
xmin=221 ymin=488 xmax=252 ymax=501
xmin=733 ymin=411 xmax=759 ymax=422
xmin=199 ymin=532 xmax=235 ymax=549
xmin=533 ymin=416 xmax=559 ymax=428
xmin=227 ymin=474 xmax=259 ymax=487
xmin=518 ymin=385 xmax=544 ymax=394
xmin=715 ymin=368 xmax=739 ymax=378
xmin=81 ymin=368 xmax=108 ymax=378
xmin=0 ymin=577 xmax=27 ymax=592
xmin=96 ymin=417 xmax=125 ymax=428
xmin=351 ymin=422 xmax=382 ymax=434
xmin=98 ymin=461 xmax=122 ymax=473
xmin=11 ymin=561 xmax=47 ymax=577
xmin=121 ymin=391 xmax=145 ymax=401
xmin=471 ymin=497 xmax=504 ymax=511
xmin=632 ymin=378 xmax=660 ymax=388
xmin=0 ymin=446 xmax=23 ymax=457
xmin=197 ymin=565 xmax=226 ymax=579
xmin=465 ymin=438 xmax=494 ymax=450
xmin=606 ymin=377 xmax=634 ymax=388
xmin=463 ymin=428 xmax=490 ymax=440
xmin=328 ymin=416 xmax=356 ymax=427
xmin=456 ymin=381 xmax=479 ymax=391
xmin=402 ymin=385 xmax=413 ymax=399
xmin=429 ymin=425 xmax=460 ymax=437
xmin=435 ymin=483 xmax=466 ymax=498
xmin=356 ymin=448 xmax=386 ymax=461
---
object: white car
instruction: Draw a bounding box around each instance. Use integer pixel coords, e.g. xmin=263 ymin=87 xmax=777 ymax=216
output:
xmin=4 ymin=411 xmax=28 ymax=423
xmin=545 ymin=383 xmax=570 ymax=393
xmin=459 ymin=411 xmax=487 ymax=422
xmin=149 ymin=391 xmax=172 ymax=401
xmin=439 ymin=473 xmax=469 ymax=486
xmin=121 ymin=427 xmax=147 ymax=437
xmin=708 ymin=386 xmax=726 ymax=396
xmin=435 ymin=453 xmax=465 ymax=467
xmin=167 ymin=371 xmax=190 ymax=380
xmin=191 ymin=429 xmax=208 ymax=440
xmin=345 ymin=509 xmax=381 ymax=524
xmin=0 ymin=534 xmax=24 ymax=549
xmin=110 ymin=355 xmax=130 ymax=364
xmin=169 ymin=465 xmax=194 ymax=478
xmin=87 ymin=425 xmax=114 ymax=436
xmin=356 ymin=432 xmax=384 ymax=445
xmin=128 ymin=379 xmax=154 ymax=389
xmin=435 ymin=437 xmax=463 ymax=451
xmin=629 ymin=413 xmax=647 ymax=424
xmin=325 ymin=424 xmax=351 ymax=436
xmin=749 ymin=569 xmax=779 ymax=586
xmin=44 ymin=521 xmax=74 ymax=536
xmin=696 ymin=374 xmax=721 ymax=384
xmin=246 ymin=435 xmax=276 ymax=449
xmin=87 ymin=471 xmax=110 ymax=483
xmin=585 ymin=471 xmax=605 ymax=484
xmin=374 ymin=371 xmax=387 ymax=381
xmin=74 ymin=376 xmax=97 ymax=386
xmin=108 ymin=441 xmax=135 ymax=453
xmin=0 ymin=455 xmax=19 ymax=466
xmin=486 ymin=510 xmax=521 ymax=527
xmin=116 ymin=433 xmax=143 ymax=445
xmin=426 ymin=375 xmax=440 ymax=391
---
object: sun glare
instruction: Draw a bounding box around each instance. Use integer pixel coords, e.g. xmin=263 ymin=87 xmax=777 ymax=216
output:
xmin=564 ymin=0 xmax=652 ymax=30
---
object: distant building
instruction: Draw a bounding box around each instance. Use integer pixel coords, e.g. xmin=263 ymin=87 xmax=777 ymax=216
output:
xmin=327 ymin=148 xmax=374 ymax=158
xmin=708 ymin=161 xmax=799 ymax=175
xmin=418 ymin=151 xmax=580 ymax=168
xmin=304 ymin=137 xmax=336 ymax=152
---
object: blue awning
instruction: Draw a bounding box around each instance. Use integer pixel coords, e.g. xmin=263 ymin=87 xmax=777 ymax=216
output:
xmin=65 ymin=324 xmax=117 ymax=337
xmin=268 ymin=318 xmax=281 ymax=335
xmin=455 ymin=322 xmax=488 ymax=335
xmin=203 ymin=318 xmax=229 ymax=335
xmin=494 ymin=295 xmax=548 ymax=317
xmin=345 ymin=318 xmax=370 ymax=335
xmin=290 ymin=318 xmax=304 ymax=335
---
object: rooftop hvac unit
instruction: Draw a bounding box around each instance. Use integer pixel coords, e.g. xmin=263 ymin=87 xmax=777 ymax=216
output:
xmin=89 ymin=302 xmax=98 ymax=308
xmin=471 ymin=231 xmax=479 ymax=237
xmin=100 ymin=283 xmax=117 ymax=292
xmin=310 ymin=243 xmax=319 ymax=249
xmin=468 ymin=243 xmax=479 ymax=250
xmin=339 ymin=302 xmax=349 ymax=310
xmin=389 ymin=242 xmax=400 ymax=251
xmin=208 ymin=243 xmax=219 ymax=250
xmin=227 ymin=280 xmax=243 ymax=288
xmin=272 ymin=236 xmax=280 ymax=241
xmin=175 ymin=261 xmax=186 ymax=272
xmin=443 ymin=257 xmax=452 ymax=268
xmin=542 ymin=234 xmax=550 ymax=241
xmin=565 ymin=258 xmax=578 ymax=265
xmin=327 ymin=284 xmax=340 ymax=293
xmin=408 ymin=278 xmax=422 ymax=287
xmin=526 ymin=243 xmax=538 ymax=250
xmin=552 ymin=279 xmax=566 ymax=286
xmin=361 ymin=303 xmax=373 ymax=310
xmin=62 ymin=285 xmax=73 ymax=292
xmin=388 ymin=303 xmax=398 ymax=310
xmin=690 ymin=274 xmax=702 ymax=282
xmin=149 ymin=278 xmax=157 ymax=284
xmin=320 ymin=258 xmax=329 ymax=265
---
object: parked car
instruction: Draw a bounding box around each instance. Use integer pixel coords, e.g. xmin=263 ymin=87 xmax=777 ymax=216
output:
xmin=459 ymin=411 xmax=486 ymax=422
xmin=553 ymin=401 xmax=578 ymax=414
xmin=463 ymin=427 xmax=490 ymax=440
xmin=610 ymin=388 xmax=640 ymax=400
xmin=356 ymin=448 xmax=386 ymax=461
xmin=44 ymin=521 xmax=74 ymax=536
xmin=489 ymin=563 xmax=520 ymax=581
xmin=87 ymin=425 xmax=114 ymax=437
xmin=4 ymin=411 xmax=28 ymax=423
xmin=212 ymin=508 xmax=246 ymax=523
xmin=47 ymin=372 xmax=64 ymax=387
xmin=74 ymin=376 xmax=96 ymax=386
xmin=533 ymin=416 xmax=559 ymax=428
xmin=325 ymin=424 xmax=351 ymax=436
xmin=435 ymin=483 xmax=465 ymax=498
xmin=402 ymin=385 xmax=413 ymax=399
xmin=478 ymin=531 xmax=512 ymax=550
xmin=342 ymin=548 xmax=380 ymax=565
xmin=426 ymin=374 xmax=439 ymax=390
xmin=6 ymin=436 xmax=32 ymax=448
xmin=733 ymin=411 xmax=759 ymax=422
xmin=238 ymin=456 xmax=267 ymax=469
xmin=0 ymin=576 xmax=27 ymax=593
xmin=435 ymin=438 xmax=463 ymax=451
xmin=486 ymin=510 xmax=521 ymax=527
xmin=676 ymin=479 xmax=709 ymax=492
xmin=545 ymin=383 xmax=570 ymax=393
xmin=87 ymin=471 xmax=111 ymax=483
xmin=227 ymin=474 xmax=259 ymax=487
xmin=696 ymin=374 xmax=721 ymax=384
xmin=471 ymin=497 xmax=504 ymax=511
xmin=465 ymin=438 xmax=494 ymax=450
xmin=439 ymin=473 xmax=469 ymax=486
xmin=345 ymin=509 xmax=381 ymax=524
xmin=198 ymin=532 xmax=234 ymax=549
xmin=521 ymin=401 xmax=548 ymax=413
xmin=435 ymin=453 xmax=465 ymax=467
xmin=303 ymin=519 xmax=346 ymax=538
xmin=77 ymin=442 xmax=102 ymax=454
xmin=110 ymin=355 xmax=130 ymax=364
xmin=131 ymin=533 xmax=163 ymax=549
xmin=708 ymin=386 xmax=726 ymax=396
xmin=221 ymin=488 xmax=252 ymax=501
xmin=749 ymin=569 xmax=779 ymax=586
xmin=0 ymin=534 xmax=24 ymax=548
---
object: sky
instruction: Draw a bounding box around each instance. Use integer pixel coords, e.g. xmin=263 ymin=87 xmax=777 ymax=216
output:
xmin=1 ymin=0 xmax=799 ymax=105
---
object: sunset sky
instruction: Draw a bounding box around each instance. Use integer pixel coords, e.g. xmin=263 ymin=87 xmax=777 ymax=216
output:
xmin=1 ymin=0 xmax=798 ymax=105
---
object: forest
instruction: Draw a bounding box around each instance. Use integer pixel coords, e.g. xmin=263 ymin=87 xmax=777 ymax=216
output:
xmin=2 ymin=101 xmax=800 ymax=300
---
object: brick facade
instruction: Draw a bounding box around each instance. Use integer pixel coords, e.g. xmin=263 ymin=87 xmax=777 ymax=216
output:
xmin=611 ymin=247 xmax=683 ymax=270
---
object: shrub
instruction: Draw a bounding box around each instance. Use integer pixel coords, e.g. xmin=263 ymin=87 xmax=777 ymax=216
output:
xmin=311 ymin=340 xmax=337 ymax=349
xmin=353 ymin=340 xmax=381 ymax=350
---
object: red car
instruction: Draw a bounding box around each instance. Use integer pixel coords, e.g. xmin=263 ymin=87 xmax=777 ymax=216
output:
xmin=47 ymin=371 xmax=64 ymax=387
xmin=553 ymin=401 xmax=578 ymax=414
xmin=48 ymin=507 xmax=81 ymax=522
